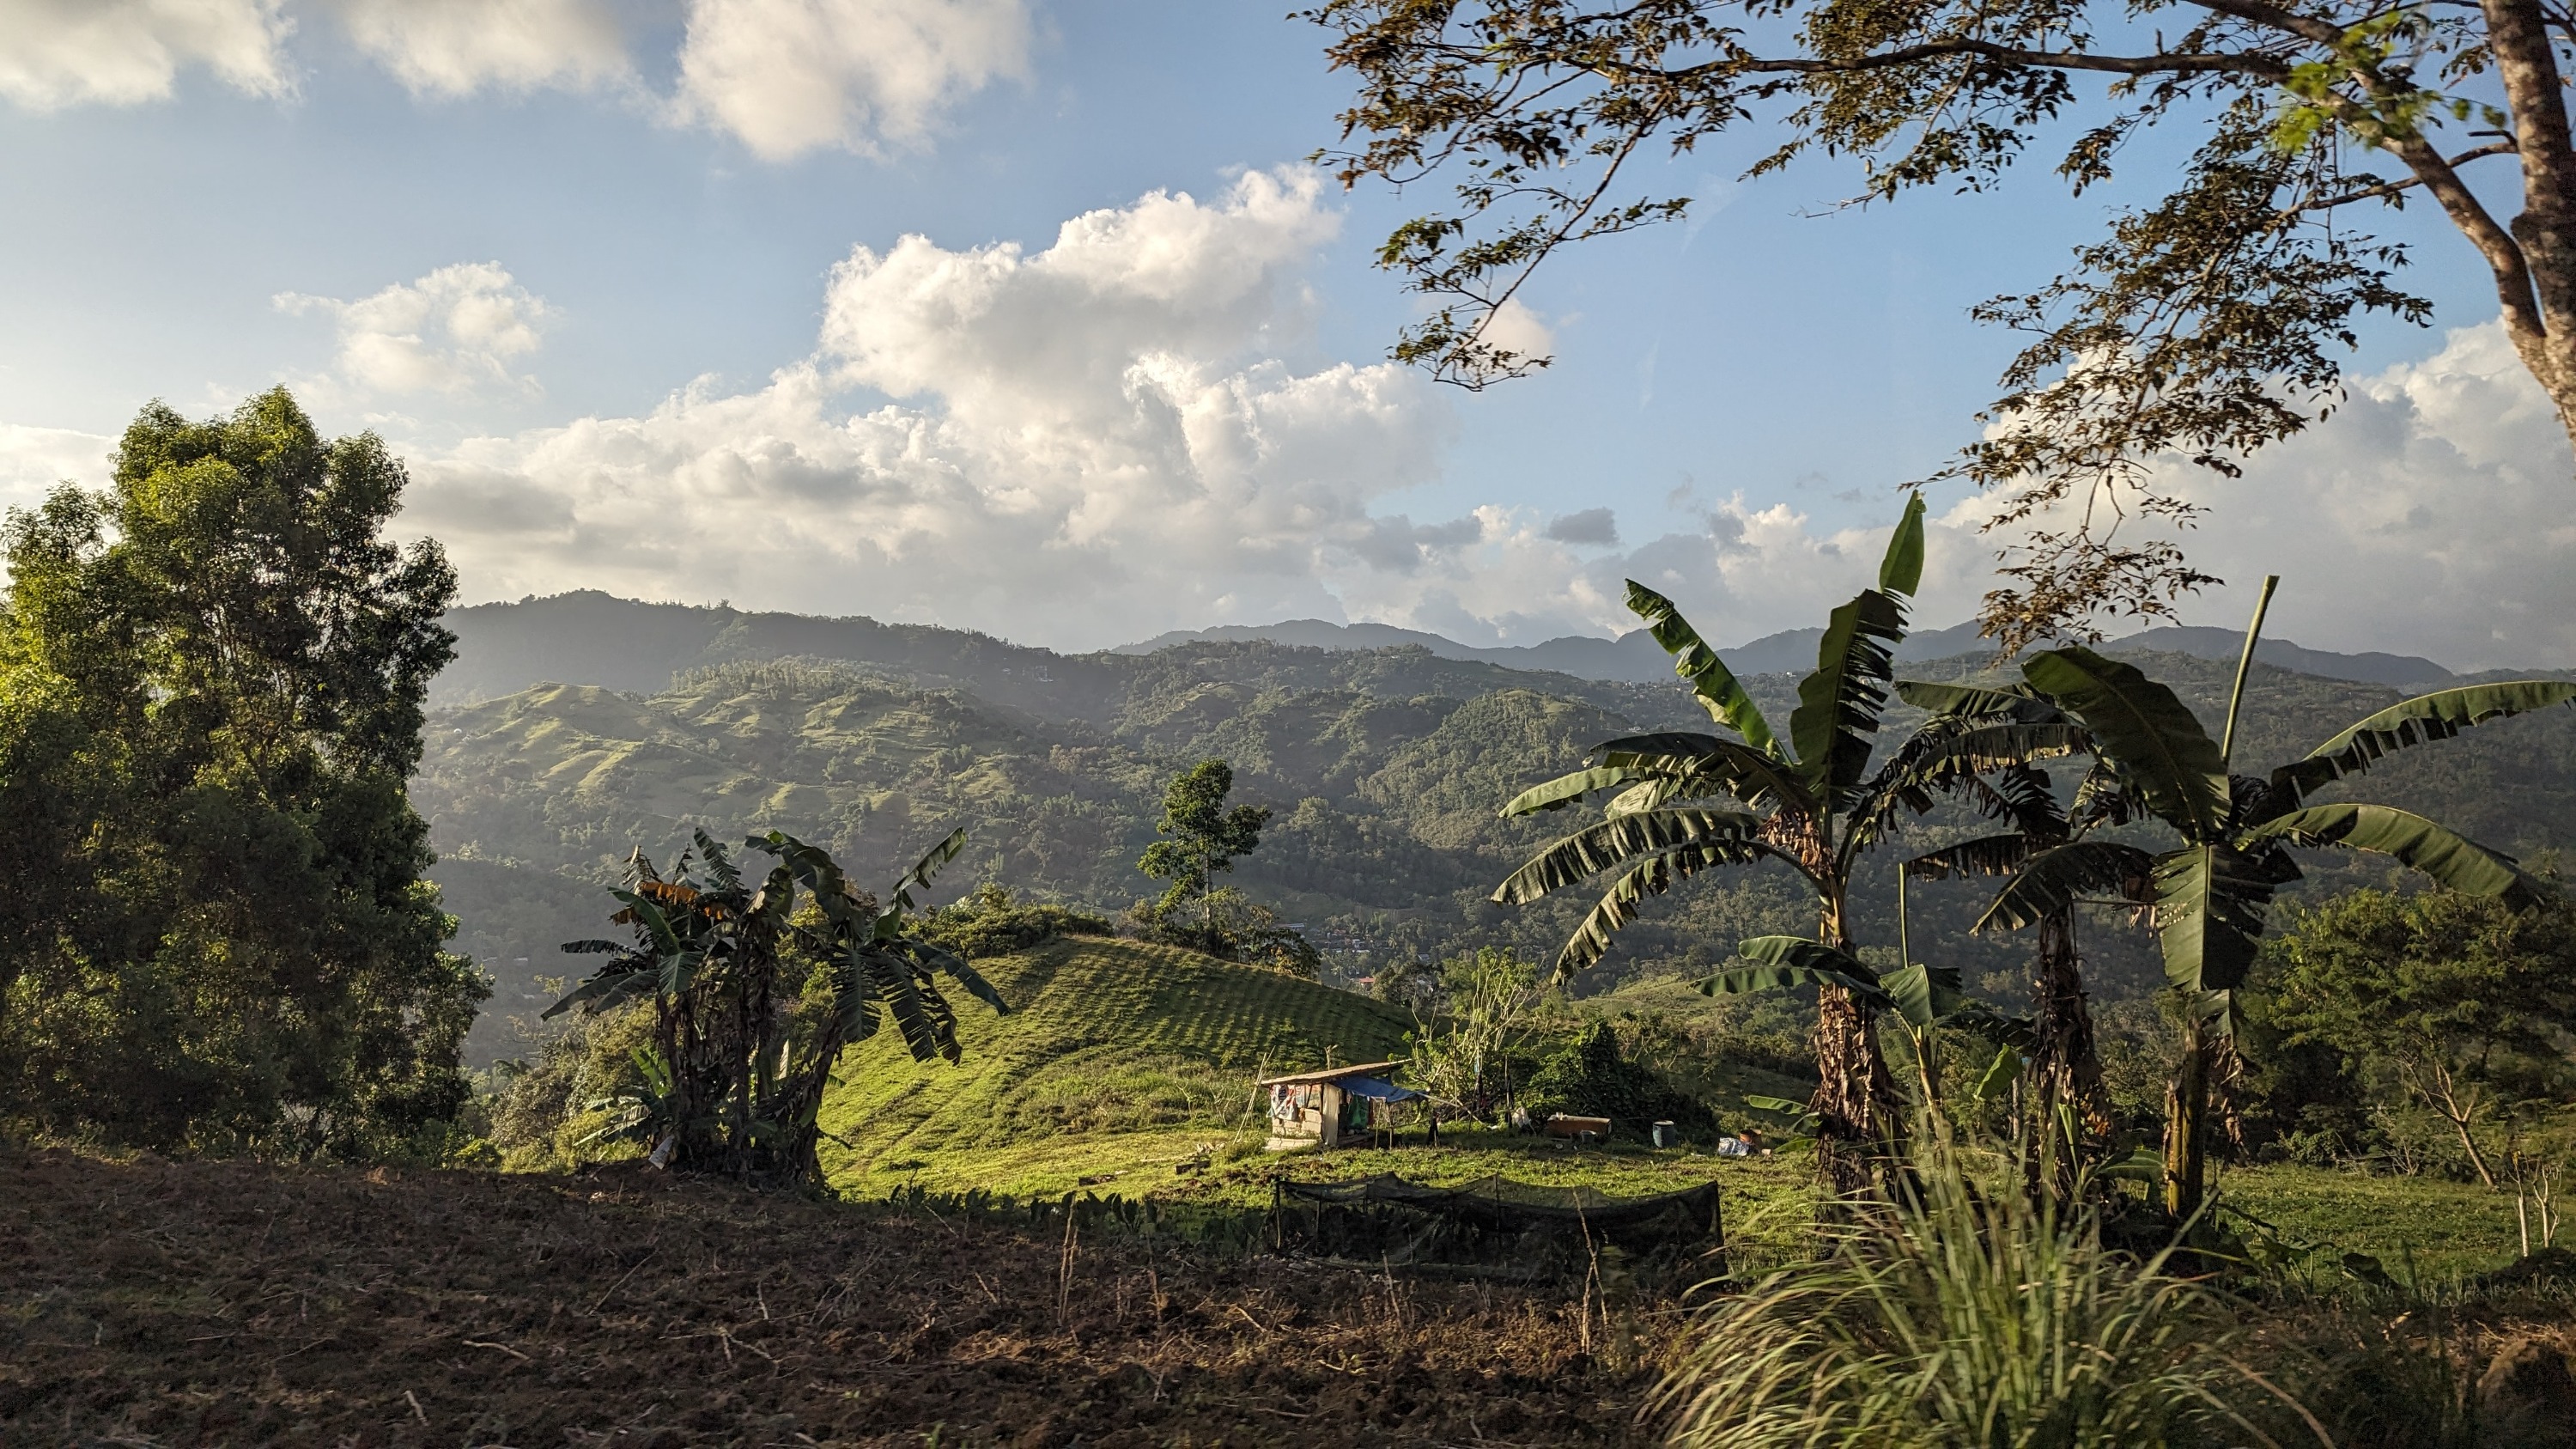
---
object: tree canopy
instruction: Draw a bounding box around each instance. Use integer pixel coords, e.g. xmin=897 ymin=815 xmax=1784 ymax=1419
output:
xmin=1309 ymin=0 xmax=2576 ymax=648
xmin=0 ymin=389 xmax=478 ymax=1159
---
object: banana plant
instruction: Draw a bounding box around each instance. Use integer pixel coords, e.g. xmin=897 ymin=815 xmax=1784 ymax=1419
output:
xmin=1962 ymin=579 xmax=2573 ymax=1220
xmin=546 ymin=826 xmax=1004 ymax=1184
xmin=1492 ymin=495 xmax=2076 ymax=1191
xmin=1890 ymin=685 xmax=2123 ymax=1171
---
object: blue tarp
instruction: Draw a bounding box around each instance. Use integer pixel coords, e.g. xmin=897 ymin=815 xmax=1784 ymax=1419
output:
xmin=1339 ymin=1076 xmax=1420 ymax=1102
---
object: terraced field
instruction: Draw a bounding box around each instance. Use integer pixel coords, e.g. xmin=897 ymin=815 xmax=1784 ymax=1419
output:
xmin=819 ymin=938 xmax=1415 ymax=1198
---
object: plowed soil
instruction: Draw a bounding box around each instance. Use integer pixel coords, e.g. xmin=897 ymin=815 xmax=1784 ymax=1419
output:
xmin=0 ymin=1146 xmax=1667 ymax=1447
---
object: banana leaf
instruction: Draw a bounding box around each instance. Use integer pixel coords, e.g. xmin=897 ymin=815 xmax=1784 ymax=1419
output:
xmin=1625 ymin=581 xmax=1783 ymax=758
xmin=2242 ymin=802 xmax=2548 ymax=907
xmin=1972 ymin=840 xmax=2157 ymax=933
xmin=2154 ymin=843 xmax=2287 ymax=994
xmin=1492 ymin=807 xmax=1765 ymax=904
xmin=1550 ymin=837 xmax=1778 ymax=979
xmin=2275 ymin=680 xmax=2576 ymax=798
xmin=1500 ymin=765 xmax=1646 ymax=817
xmin=2023 ymin=647 xmax=2231 ymax=841
xmin=1789 ymin=588 xmax=1907 ymax=813
xmin=1878 ymin=491 xmax=1928 ymax=594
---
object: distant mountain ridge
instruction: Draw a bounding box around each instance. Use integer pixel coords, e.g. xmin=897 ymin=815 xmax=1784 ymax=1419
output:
xmin=1117 ymin=618 xmax=2457 ymax=689
xmin=435 ymin=591 xmax=2463 ymax=717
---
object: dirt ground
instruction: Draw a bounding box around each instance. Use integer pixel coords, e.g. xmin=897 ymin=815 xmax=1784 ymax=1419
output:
xmin=0 ymin=1146 xmax=1668 ymax=1447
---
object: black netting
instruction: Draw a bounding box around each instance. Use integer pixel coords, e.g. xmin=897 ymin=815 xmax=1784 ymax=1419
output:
xmin=1273 ymin=1174 xmax=1722 ymax=1277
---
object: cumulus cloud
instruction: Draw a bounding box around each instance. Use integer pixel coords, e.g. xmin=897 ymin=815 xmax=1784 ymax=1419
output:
xmin=0 ymin=0 xmax=293 ymax=109
xmin=0 ymin=423 xmax=117 ymax=515
xmin=2085 ymin=321 xmax=2576 ymax=672
xmin=332 ymin=0 xmax=628 ymax=96
xmin=405 ymin=170 xmax=1458 ymax=645
xmin=276 ymin=262 xmax=553 ymax=397
xmin=1544 ymin=507 xmax=1619 ymax=547
xmin=672 ymin=0 xmax=1030 ymax=160
xmin=1413 ymin=320 xmax=2576 ymax=669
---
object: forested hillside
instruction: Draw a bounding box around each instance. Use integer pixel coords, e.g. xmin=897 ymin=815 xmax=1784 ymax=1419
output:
xmin=417 ymin=617 xmax=2576 ymax=1065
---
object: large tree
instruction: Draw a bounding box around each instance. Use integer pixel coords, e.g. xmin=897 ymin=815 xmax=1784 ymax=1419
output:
xmin=1309 ymin=0 xmax=2576 ymax=647
xmin=0 ymin=389 xmax=479 ymax=1159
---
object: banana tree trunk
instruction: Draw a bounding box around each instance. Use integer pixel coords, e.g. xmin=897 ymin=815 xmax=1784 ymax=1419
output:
xmin=2031 ymin=908 xmax=2110 ymax=1172
xmin=2163 ymin=1013 xmax=2210 ymax=1222
xmin=1809 ymin=892 xmax=1902 ymax=1198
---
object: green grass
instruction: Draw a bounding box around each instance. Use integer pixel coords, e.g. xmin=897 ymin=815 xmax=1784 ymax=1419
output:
xmin=819 ymin=936 xmax=1413 ymax=1198
xmin=819 ymin=941 xmax=2541 ymax=1287
xmin=2217 ymin=1163 xmax=2531 ymax=1283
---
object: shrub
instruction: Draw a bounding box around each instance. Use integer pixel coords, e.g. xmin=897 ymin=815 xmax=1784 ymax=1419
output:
xmin=1656 ymin=1152 xmax=2310 ymax=1447
xmin=914 ymin=883 xmax=1115 ymax=959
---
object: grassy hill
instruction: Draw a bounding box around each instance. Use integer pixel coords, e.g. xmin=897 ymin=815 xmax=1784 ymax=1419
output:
xmin=817 ymin=937 xmax=1414 ymax=1198
xmin=416 ymin=634 xmax=2576 ymax=1068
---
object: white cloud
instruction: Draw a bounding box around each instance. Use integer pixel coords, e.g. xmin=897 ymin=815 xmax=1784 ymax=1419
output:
xmin=332 ymin=0 xmax=627 ymax=96
xmin=405 ymin=170 xmax=1455 ymax=646
xmin=0 ymin=0 xmax=293 ymax=109
xmin=277 ymin=262 xmax=553 ymax=397
xmin=0 ymin=423 xmax=116 ymax=515
xmin=2090 ymin=321 xmax=2576 ymax=672
xmin=672 ymin=0 xmax=1031 ymax=160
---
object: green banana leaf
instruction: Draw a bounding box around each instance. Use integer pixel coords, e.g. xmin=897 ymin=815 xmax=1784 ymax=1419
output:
xmin=1499 ymin=765 xmax=1645 ymax=817
xmin=1879 ymin=491 xmax=1928 ymax=594
xmin=1552 ymin=838 xmax=1775 ymax=979
xmin=2275 ymin=680 xmax=2576 ymax=798
xmin=2242 ymin=802 xmax=2549 ymax=907
xmin=1625 ymin=581 xmax=1783 ymax=758
xmin=2154 ymin=843 xmax=2288 ymax=994
xmin=2024 ymin=647 xmax=2231 ymax=841
xmin=1971 ymin=840 xmax=2157 ymax=933
xmin=1492 ymin=807 xmax=1765 ymax=904
xmin=1790 ymin=588 xmax=1908 ymax=813
xmin=1894 ymin=679 xmax=2058 ymax=721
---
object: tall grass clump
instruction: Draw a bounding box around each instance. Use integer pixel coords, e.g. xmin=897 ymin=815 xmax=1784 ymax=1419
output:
xmin=1656 ymin=1152 xmax=2320 ymax=1448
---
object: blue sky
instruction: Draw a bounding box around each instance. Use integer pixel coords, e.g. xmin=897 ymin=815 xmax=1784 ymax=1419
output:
xmin=1 ymin=1 xmax=2567 ymax=667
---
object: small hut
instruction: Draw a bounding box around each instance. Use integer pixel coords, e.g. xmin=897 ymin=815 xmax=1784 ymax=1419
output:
xmin=1260 ymin=1061 xmax=1417 ymax=1149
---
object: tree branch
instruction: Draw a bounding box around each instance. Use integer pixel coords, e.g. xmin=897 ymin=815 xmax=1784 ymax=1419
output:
xmin=2288 ymin=140 xmax=2518 ymax=211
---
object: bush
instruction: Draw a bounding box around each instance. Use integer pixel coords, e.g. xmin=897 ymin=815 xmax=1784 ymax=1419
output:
xmin=1525 ymin=1021 xmax=1710 ymax=1134
xmin=914 ymin=883 xmax=1115 ymax=959
xmin=1657 ymin=1151 xmax=2305 ymax=1447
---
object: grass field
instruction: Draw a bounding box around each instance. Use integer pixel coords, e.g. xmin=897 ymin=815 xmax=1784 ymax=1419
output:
xmin=818 ymin=937 xmax=1416 ymax=1198
xmin=820 ymin=938 xmax=2553 ymax=1286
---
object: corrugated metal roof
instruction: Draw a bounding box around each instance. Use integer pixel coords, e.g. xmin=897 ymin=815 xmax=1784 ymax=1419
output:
xmin=1256 ymin=1060 xmax=1406 ymax=1086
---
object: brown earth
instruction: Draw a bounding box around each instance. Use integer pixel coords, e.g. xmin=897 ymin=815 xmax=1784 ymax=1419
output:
xmin=0 ymin=1146 xmax=1668 ymax=1447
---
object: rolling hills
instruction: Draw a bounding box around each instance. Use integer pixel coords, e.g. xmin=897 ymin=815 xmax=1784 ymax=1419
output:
xmin=816 ymin=936 xmax=1416 ymax=1198
xmin=416 ymin=595 xmax=2576 ymax=1070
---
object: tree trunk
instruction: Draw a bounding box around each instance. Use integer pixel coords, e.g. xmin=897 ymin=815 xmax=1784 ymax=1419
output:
xmin=2398 ymin=1 xmax=2576 ymax=442
xmin=2030 ymin=909 xmax=2109 ymax=1134
xmin=2162 ymin=1014 xmax=2209 ymax=1222
xmin=1808 ymin=892 xmax=1903 ymax=1199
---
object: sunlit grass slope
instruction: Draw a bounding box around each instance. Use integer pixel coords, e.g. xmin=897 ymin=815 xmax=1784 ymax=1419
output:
xmin=818 ymin=936 xmax=1413 ymax=1198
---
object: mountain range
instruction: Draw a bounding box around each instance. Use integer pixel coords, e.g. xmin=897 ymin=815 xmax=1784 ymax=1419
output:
xmin=435 ymin=591 xmax=2460 ymax=708
xmin=416 ymin=592 xmax=2568 ymax=1068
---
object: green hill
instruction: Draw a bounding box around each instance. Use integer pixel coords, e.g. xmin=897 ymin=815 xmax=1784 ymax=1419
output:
xmin=416 ymin=638 xmax=2576 ymax=1068
xmin=817 ymin=936 xmax=1415 ymax=1197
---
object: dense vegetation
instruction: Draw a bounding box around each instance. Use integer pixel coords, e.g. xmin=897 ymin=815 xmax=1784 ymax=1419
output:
xmin=0 ymin=392 xmax=480 ymax=1160
xmin=417 ymin=604 xmax=2576 ymax=1105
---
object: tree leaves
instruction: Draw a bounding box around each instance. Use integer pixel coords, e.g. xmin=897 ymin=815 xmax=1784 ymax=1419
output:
xmin=1492 ymin=807 xmax=1768 ymax=905
xmin=1500 ymin=765 xmax=1646 ymax=817
xmin=1624 ymin=581 xmax=1782 ymax=758
xmin=2277 ymin=680 xmax=2576 ymax=799
xmin=2023 ymin=647 xmax=2230 ymax=840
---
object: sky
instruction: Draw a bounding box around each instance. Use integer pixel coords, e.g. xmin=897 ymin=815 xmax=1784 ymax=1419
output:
xmin=0 ymin=0 xmax=2567 ymax=669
